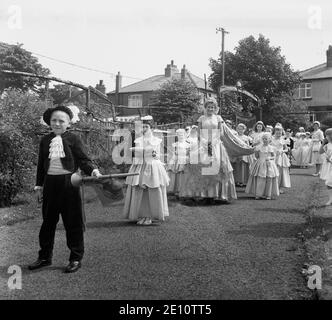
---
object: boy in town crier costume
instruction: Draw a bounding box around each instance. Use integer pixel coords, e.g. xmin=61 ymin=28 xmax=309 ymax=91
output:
xmin=28 ymin=105 xmax=101 ymax=273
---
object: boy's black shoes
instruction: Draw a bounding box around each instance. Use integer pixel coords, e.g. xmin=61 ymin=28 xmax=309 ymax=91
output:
xmin=64 ymin=261 xmax=81 ymax=273
xmin=28 ymin=259 xmax=52 ymax=270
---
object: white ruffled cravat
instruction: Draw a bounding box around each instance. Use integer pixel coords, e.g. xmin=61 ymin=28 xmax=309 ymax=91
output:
xmin=49 ymin=135 xmax=65 ymax=159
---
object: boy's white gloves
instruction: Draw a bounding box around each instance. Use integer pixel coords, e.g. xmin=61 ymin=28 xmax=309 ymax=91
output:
xmin=91 ymin=169 xmax=102 ymax=177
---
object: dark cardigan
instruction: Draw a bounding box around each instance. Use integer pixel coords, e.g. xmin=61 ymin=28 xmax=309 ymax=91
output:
xmin=36 ymin=131 xmax=96 ymax=187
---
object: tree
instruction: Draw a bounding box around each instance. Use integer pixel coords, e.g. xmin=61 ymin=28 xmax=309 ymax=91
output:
xmin=0 ymin=89 xmax=49 ymax=143
xmin=152 ymin=78 xmax=202 ymax=123
xmin=0 ymin=42 xmax=50 ymax=93
xmin=48 ymin=84 xmax=85 ymax=105
xmin=266 ymin=94 xmax=310 ymax=131
xmin=320 ymin=117 xmax=332 ymax=132
xmin=209 ymin=34 xmax=300 ymax=121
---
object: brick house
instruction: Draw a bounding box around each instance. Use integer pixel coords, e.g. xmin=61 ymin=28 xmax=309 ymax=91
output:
xmin=107 ymin=60 xmax=216 ymax=120
xmin=296 ymin=45 xmax=332 ymax=121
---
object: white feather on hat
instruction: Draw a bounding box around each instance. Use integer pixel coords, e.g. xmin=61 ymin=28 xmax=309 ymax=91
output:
xmin=67 ymin=104 xmax=80 ymax=124
xmin=40 ymin=116 xmax=48 ymax=127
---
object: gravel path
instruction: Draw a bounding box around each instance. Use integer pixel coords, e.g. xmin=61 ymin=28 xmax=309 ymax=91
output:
xmin=0 ymin=168 xmax=316 ymax=299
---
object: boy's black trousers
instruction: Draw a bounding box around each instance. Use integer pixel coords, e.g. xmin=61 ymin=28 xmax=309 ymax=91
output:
xmin=38 ymin=174 xmax=84 ymax=262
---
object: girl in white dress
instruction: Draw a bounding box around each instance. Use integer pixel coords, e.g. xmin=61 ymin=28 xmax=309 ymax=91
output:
xmin=271 ymin=123 xmax=291 ymax=193
xmin=319 ymin=128 xmax=332 ymax=206
xmin=233 ymin=123 xmax=255 ymax=187
xmin=182 ymin=99 xmax=254 ymax=204
xmin=291 ymin=133 xmax=300 ymax=166
xmin=246 ymin=132 xmax=280 ymax=200
xmin=303 ymin=132 xmax=312 ymax=167
xmin=167 ymin=129 xmax=189 ymax=196
xmin=310 ymin=121 xmax=324 ymax=176
xmin=123 ymin=117 xmax=170 ymax=226
xmin=292 ymin=133 xmax=307 ymax=167
xmin=251 ymin=121 xmax=266 ymax=149
xmin=182 ymin=100 xmax=236 ymax=203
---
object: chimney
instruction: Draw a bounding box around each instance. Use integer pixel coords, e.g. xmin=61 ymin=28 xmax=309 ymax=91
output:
xmin=181 ymin=64 xmax=186 ymax=80
xmin=96 ymin=80 xmax=106 ymax=94
xmin=164 ymin=60 xmax=179 ymax=77
xmin=115 ymin=72 xmax=122 ymax=93
xmin=327 ymin=45 xmax=332 ymax=68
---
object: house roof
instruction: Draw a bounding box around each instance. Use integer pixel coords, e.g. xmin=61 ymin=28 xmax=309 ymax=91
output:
xmin=109 ymin=71 xmax=214 ymax=94
xmin=300 ymin=63 xmax=332 ymax=80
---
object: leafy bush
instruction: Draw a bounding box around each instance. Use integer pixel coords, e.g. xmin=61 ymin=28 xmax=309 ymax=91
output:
xmin=0 ymin=89 xmax=48 ymax=206
xmin=0 ymin=124 xmax=36 ymax=206
xmin=0 ymin=173 xmax=21 ymax=207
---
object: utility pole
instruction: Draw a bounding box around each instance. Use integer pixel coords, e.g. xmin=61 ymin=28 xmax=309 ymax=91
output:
xmin=216 ymin=27 xmax=229 ymax=86
xmin=216 ymin=27 xmax=229 ymax=113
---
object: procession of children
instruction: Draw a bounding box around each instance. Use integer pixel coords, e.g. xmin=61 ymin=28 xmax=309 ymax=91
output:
xmin=29 ymin=102 xmax=332 ymax=273
xmin=123 ymin=100 xmax=332 ymax=226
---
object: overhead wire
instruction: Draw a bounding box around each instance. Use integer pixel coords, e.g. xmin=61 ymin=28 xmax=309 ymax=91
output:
xmin=0 ymin=43 xmax=143 ymax=81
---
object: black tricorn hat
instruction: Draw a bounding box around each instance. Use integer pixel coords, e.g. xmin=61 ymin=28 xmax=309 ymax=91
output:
xmin=42 ymin=105 xmax=73 ymax=126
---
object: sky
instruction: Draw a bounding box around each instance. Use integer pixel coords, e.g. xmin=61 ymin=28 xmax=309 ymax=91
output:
xmin=1 ymin=0 xmax=331 ymax=92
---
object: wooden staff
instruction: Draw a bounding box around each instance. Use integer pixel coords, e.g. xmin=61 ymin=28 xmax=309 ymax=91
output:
xmin=71 ymin=172 xmax=139 ymax=187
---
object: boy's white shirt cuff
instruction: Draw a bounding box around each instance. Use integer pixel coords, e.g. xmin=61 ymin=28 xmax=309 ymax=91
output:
xmin=91 ymin=169 xmax=101 ymax=176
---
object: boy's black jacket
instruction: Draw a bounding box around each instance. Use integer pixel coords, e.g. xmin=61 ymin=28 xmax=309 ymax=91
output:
xmin=36 ymin=131 xmax=96 ymax=187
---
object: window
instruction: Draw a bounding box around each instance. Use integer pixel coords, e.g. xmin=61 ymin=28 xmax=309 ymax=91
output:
xmin=297 ymin=83 xmax=312 ymax=99
xmin=128 ymin=94 xmax=143 ymax=107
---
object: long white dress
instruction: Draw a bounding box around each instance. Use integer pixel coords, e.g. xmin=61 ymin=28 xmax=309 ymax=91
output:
xmin=181 ymin=114 xmax=236 ymax=199
xmin=320 ymin=143 xmax=332 ymax=187
xmin=181 ymin=114 xmax=254 ymax=200
xmin=123 ymin=132 xmax=170 ymax=221
xmin=271 ymin=136 xmax=291 ymax=188
xmin=309 ymin=129 xmax=324 ymax=165
xmin=245 ymin=145 xmax=280 ymax=198
xmin=292 ymin=138 xmax=308 ymax=166
xmin=302 ymin=138 xmax=312 ymax=165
